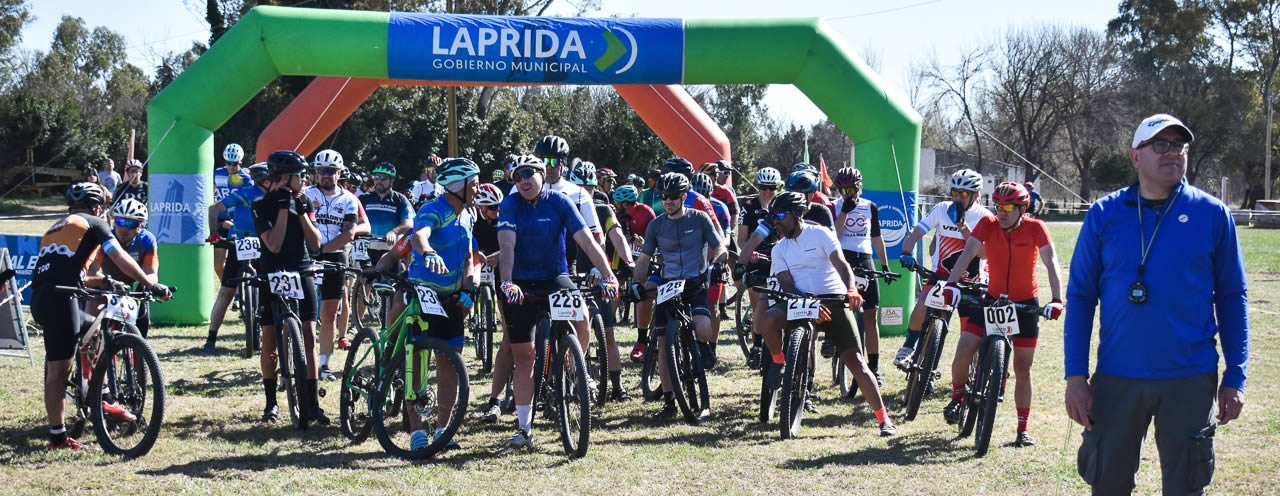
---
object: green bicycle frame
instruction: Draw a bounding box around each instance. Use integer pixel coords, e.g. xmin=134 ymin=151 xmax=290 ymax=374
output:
xmin=343 ymin=294 xmax=435 ymax=405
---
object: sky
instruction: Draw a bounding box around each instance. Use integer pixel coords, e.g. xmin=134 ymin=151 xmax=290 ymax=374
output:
xmin=18 ymin=0 xmax=1121 ymax=127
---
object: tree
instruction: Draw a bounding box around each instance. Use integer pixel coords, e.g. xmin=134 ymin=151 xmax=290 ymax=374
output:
xmin=921 ymin=46 xmax=990 ymax=172
xmin=984 ymin=26 xmax=1072 ymax=183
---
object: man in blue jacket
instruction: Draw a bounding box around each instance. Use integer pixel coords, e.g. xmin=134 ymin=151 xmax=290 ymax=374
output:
xmin=1064 ymin=114 xmax=1248 ymax=495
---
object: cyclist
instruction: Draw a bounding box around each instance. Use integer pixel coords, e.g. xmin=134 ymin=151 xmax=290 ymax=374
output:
xmin=342 ymin=172 xmax=364 ymax=194
xmin=1025 ymin=182 xmax=1043 ymax=218
xmin=733 ymin=167 xmax=782 ymax=368
xmin=757 ymin=191 xmax=896 ymax=437
xmin=213 ymin=144 xmax=253 ymax=280
xmin=31 ymin=183 xmax=170 ymax=451
xmin=204 ymin=163 xmax=271 ymax=351
xmin=892 ymin=168 xmax=992 ymax=370
xmin=939 ymin=181 xmax=1063 ymax=447
xmin=410 ymin=154 xmax=444 ymax=204
xmin=630 ymin=173 xmax=727 ymax=419
xmin=691 ymin=172 xmax=732 ymax=345
xmin=832 ymin=167 xmax=893 ymax=383
xmin=359 ymin=162 xmax=413 ymax=262
xmin=781 ymin=169 xmax=834 ymax=228
xmin=474 ymin=183 xmax=519 ymax=423
xmin=112 ymin=160 xmax=148 ymax=205
xmin=703 ymin=160 xmax=739 ymax=248
xmin=304 ymin=149 xmax=370 ymax=380
xmin=597 ymin=167 xmax=618 ymax=198
xmin=495 ymin=154 xmax=619 ymax=448
xmin=252 ymin=150 xmax=325 ymax=424
xmin=493 ymin=154 xmax=518 ymax=194
xmin=91 ymin=199 xmax=159 ymax=338
xmin=637 ymin=168 xmax=664 ymax=213
xmin=612 ymin=185 xmax=658 ymax=362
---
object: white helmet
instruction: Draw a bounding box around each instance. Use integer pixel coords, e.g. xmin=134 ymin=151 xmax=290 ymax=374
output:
xmin=755 ymin=167 xmax=782 ymax=187
xmin=313 ymin=149 xmax=344 ymax=169
xmin=112 ymin=198 xmax=148 ymax=222
xmin=948 ymin=168 xmax=983 ymax=193
xmin=223 ymin=143 xmax=244 ymax=163
xmin=475 ymin=183 xmax=504 ymax=207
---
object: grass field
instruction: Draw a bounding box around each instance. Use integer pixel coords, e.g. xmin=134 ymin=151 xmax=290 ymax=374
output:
xmin=0 ymin=224 xmax=1277 ymax=495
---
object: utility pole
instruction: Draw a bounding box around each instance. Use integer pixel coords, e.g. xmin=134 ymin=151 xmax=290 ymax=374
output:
xmin=446 ymin=0 xmax=458 ymax=157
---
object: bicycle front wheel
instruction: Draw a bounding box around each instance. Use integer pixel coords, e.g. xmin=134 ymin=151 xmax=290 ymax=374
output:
xmin=973 ymin=342 xmax=1006 ymax=457
xmin=733 ymin=292 xmax=752 ymax=362
xmin=639 ymin=338 xmax=661 ymax=401
xmin=279 ymin=316 xmax=307 ymax=430
xmin=591 ymin=309 xmax=609 ymax=407
xmin=89 ymin=331 xmax=165 ymax=457
xmin=664 ymin=319 xmax=708 ymax=423
xmin=904 ymin=319 xmax=943 ymax=421
xmin=242 ymin=282 xmax=260 ymax=359
xmin=554 ymin=334 xmax=591 ymax=458
xmin=371 ymin=337 xmax=469 ymax=460
xmin=779 ymin=327 xmax=812 ymax=439
xmin=340 ymin=326 xmax=380 ymax=442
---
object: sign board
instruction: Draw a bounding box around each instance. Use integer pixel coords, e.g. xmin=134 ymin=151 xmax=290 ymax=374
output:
xmin=0 ymin=234 xmax=40 ymax=302
xmin=0 ymin=248 xmax=33 ymax=364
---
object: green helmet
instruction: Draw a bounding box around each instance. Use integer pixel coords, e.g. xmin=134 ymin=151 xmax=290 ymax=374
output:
xmin=612 ymin=185 xmax=639 ymax=203
xmin=372 ymin=161 xmax=397 ymax=178
xmin=437 ymin=157 xmax=480 ymax=186
xmin=490 ymin=168 xmax=505 ymax=181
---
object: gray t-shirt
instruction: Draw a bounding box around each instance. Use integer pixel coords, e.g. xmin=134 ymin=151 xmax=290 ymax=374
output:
xmin=640 ymin=209 xmax=722 ymax=280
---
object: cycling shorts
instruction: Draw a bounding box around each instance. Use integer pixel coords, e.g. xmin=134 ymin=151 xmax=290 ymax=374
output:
xmin=919 ymin=282 xmax=975 ymax=331
xmin=843 ymin=250 xmax=880 ymax=309
xmin=653 ymin=281 xmax=710 ymax=330
xmin=962 ymin=297 xmax=1040 ymax=348
xmin=30 ymin=285 xmax=83 ymax=362
xmin=744 ymin=260 xmax=771 ymax=288
xmin=315 ymin=252 xmax=348 ymax=300
xmin=502 ymin=276 xmax=575 ymax=345
xmin=598 ymin=298 xmax=616 ymax=328
xmin=259 ymin=273 xmax=318 ymax=324
xmin=221 ymin=250 xmax=258 ymax=289
xmin=767 ymin=299 xmax=862 ymax=356
xmin=406 ymin=291 xmax=466 ymax=348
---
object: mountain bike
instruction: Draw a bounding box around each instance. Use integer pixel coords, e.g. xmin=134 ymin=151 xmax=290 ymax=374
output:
xmin=899 ymin=265 xmax=986 ymax=422
xmin=831 ymin=266 xmax=902 ymax=397
xmin=52 ymin=279 xmax=173 ymax=457
xmin=349 ymin=235 xmax=391 ymax=329
xmin=647 ymin=277 xmax=712 ymax=423
xmin=752 ymin=286 xmax=846 ymax=439
xmin=470 ymin=261 xmax=499 ymax=375
xmin=213 ymin=236 xmax=261 ymax=359
xmin=528 ymin=285 xmax=593 ymax=458
xmin=956 ymin=295 xmax=1045 ymax=457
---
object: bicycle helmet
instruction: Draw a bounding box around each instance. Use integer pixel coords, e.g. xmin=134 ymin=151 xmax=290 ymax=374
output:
xmin=347 ymin=173 xmax=365 ymax=186
xmin=991 ymin=181 xmax=1030 ymax=206
xmin=371 ymin=161 xmax=397 ymax=178
xmin=313 ymin=149 xmax=344 ymax=169
xmin=612 ymin=185 xmax=640 ymax=203
xmin=247 ymin=162 xmax=270 ymax=181
xmin=785 ymin=169 xmax=820 ymax=194
xmin=691 ymin=173 xmax=714 ymax=196
xmin=755 ymin=167 xmax=782 ymax=187
xmin=511 ymin=154 xmax=544 ymax=173
xmin=948 ymin=168 xmax=983 ymax=193
xmin=791 ymin=162 xmax=815 ymax=174
xmin=597 ymin=167 xmax=617 ymax=181
xmin=267 ymin=150 xmax=309 ymax=174
xmin=534 ymin=135 xmax=570 ymax=160
xmin=490 ymin=168 xmax=505 ymax=182
xmin=475 ymin=183 xmax=504 ymax=206
xmin=66 ymin=182 xmax=105 ymax=206
xmin=112 ymin=198 xmax=148 ymax=222
xmin=656 ymin=172 xmax=691 ymax=197
xmin=833 ymin=167 xmax=862 ymax=189
xmin=768 ymin=191 xmax=809 ymax=216
xmin=423 ymin=154 xmax=443 ymax=167
xmin=223 ymin=143 xmax=244 ymax=163
xmin=661 ymin=157 xmax=695 ymax=179
xmin=436 ymin=157 xmax=480 ymax=187
xmin=502 ymin=153 xmax=519 ymax=171
xmin=630 ymin=175 xmax=645 ymax=189
xmin=567 ymin=161 xmax=597 ymax=186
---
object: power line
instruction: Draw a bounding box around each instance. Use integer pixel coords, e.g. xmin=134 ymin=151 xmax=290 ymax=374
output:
xmin=826 ymin=0 xmax=944 ymax=22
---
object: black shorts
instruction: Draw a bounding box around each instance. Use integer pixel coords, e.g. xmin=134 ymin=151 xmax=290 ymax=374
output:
xmin=258 ymin=273 xmax=318 ymax=323
xmin=502 ymin=276 xmax=575 ymax=345
xmin=743 ymin=260 xmax=771 ymax=287
xmin=366 ymin=249 xmax=388 ymax=269
xmin=598 ymin=298 xmax=616 ymax=328
xmin=843 ymin=250 xmax=880 ymax=309
xmin=653 ymin=279 xmax=711 ymax=329
xmin=30 ymin=285 xmax=83 ymax=362
xmin=221 ymin=250 xmax=258 ymax=289
xmin=768 ymin=299 xmax=862 ymax=355
xmin=963 ymin=297 xmax=1040 ymax=347
xmin=315 ymin=252 xmax=348 ymax=300
xmin=405 ymin=290 xmax=466 ymax=349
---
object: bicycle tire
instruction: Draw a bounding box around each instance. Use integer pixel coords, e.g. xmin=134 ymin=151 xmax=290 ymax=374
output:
xmin=903 ymin=319 xmax=943 ymax=421
xmin=833 ymin=356 xmax=852 ymax=398
xmin=554 ymin=334 xmax=591 ymax=458
xmin=479 ymin=285 xmax=496 ymax=375
xmin=758 ymin=358 xmax=779 ymax=424
xmin=532 ymin=314 xmax=552 ymax=411
xmin=638 ymin=338 xmax=661 ymax=401
xmin=242 ymin=281 xmax=259 ymax=359
xmin=66 ymin=351 xmax=89 ymax=440
xmin=779 ymin=326 xmax=811 ymax=439
xmin=279 ymin=316 xmax=307 ymax=430
xmin=733 ymin=292 xmax=752 ymax=363
xmin=372 ymin=336 xmax=469 ymax=460
xmin=973 ymin=342 xmax=1005 ymax=457
xmin=958 ymin=353 xmax=979 ymax=437
xmin=591 ymin=309 xmax=609 ymax=407
xmin=340 ymin=326 xmax=379 ymax=443
xmin=89 ymin=330 xmax=165 ymax=457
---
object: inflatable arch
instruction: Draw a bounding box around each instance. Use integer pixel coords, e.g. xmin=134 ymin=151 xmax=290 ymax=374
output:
xmin=146 ymin=6 xmax=921 ymax=334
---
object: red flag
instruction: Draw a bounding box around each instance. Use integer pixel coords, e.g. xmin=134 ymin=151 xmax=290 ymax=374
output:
xmin=818 ymin=153 xmax=833 ymax=188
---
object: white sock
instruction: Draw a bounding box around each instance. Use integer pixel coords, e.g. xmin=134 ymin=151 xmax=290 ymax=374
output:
xmin=516 ymin=404 xmax=532 ymax=433
xmin=319 ymin=354 xmax=330 ymax=368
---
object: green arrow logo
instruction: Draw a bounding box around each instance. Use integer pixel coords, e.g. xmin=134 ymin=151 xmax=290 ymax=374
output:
xmin=594 ymin=30 xmax=626 ymax=72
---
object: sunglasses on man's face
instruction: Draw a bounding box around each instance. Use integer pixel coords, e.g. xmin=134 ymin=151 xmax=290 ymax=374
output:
xmin=543 ymin=157 xmax=560 ymax=168
xmin=994 ymin=203 xmax=1020 ymax=213
xmin=771 ymin=211 xmax=790 ymax=221
xmin=662 ymin=194 xmax=684 ymax=201
xmin=758 ymin=186 xmax=777 ymax=192
xmin=950 ymin=188 xmax=974 ymax=198
xmin=315 ymin=167 xmax=340 ymax=176
xmin=114 ymin=217 xmax=141 ymax=229
xmin=483 ymin=205 xmax=500 ymax=212
xmin=515 ymin=168 xmax=539 ymax=181
xmin=840 ymin=187 xmax=861 ymax=196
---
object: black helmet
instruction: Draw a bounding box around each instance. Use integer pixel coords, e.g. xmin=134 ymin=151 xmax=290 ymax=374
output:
xmin=656 ymin=172 xmax=691 ymax=196
xmin=645 ymin=168 xmax=662 ymax=180
xmin=66 ymin=182 xmax=105 ymax=206
xmin=267 ymin=150 xmax=308 ymax=175
xmin=534 ymin=135 xmax=570 ymax=160
xmin=785 ymin=169 xmax=820 ymax=194
xmin=247 ymin=162 xmax=270 ymax=181
xmin=662 ymin=157 xmax=695 ymax=179
xmin=768 ymin=191 xmax=809 ymax=216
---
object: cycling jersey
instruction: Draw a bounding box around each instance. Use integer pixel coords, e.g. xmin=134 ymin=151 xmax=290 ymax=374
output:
xmin=739 ymin=196 xmax=775 ymax=252
xmin=33 ymin=213 xmax=119 ymax=288
xmin=409 ymin=196 xmax=474 ymax=293
xmin=112 ymin=181 xmax=147 ymax=205
xmin=304 ymin=185 xmax=360 ymax=246
xmin=916 ymin=200 xmax=991 ymax=279
xmin=771 ymin=224 xmax=845 ymax=295
xmin=98 ymin=229 xmax=157 ymax=284
xmin=473 ymin=215 xmax=499 ymax=254
xmin=711 ymin=184 xmax=738 ymax=220
xmin=220 ymin=185 xmax=267 ymax=238
xmin=618 ymin=203 xmax=656 ymax=239
xmin=708 ymin=197 xmax=731 ymax=236
xmin=833 ymin=197 xmax=881 ymax=254
xmin=252 ymin=189 xmax=313 ymax=271
xmin=496 ymin=189 xmax=586 ymax=280
xmin=592 ymin=189 xmax=611 ymax=206
xmin=358 ymin=189 xmax=412 ymax=238
xmin=410 ymin=180 xmax=441 ymax=204
xmin=970 ymin=215 xmax=1050 ymax=301
xmin=639 ymin=209 xmax=721 ymax=280
xmin=214 ymin=167 xmax=253 ymax=220
xmin=638 ymin=187 xmax=662 ymax=215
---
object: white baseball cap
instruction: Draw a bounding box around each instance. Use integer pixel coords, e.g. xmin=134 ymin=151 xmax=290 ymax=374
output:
xmin=1132 ymin=114 xmax=1194 ymax=149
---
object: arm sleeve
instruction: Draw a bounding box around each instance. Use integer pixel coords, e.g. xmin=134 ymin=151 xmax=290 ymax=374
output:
xmin=640 ymin=219 xmax=659 ymax=256
xmin=398 ymin=194 xmax=413 ymax=222
xmin=560 ymin=193 xmax=587 ymax=234
xmin=253 ymin=201 xmax=275 ymax=236
xmin=220 ymin=191 xmax=244 ymax=209
xmin=869 ymin=201 xmax=882 ymax=237
xmin=916 ymin=203 xmax=945 ymax=232
xmin=1212 ymin=205 xmax=1249 ymax=390
xmin=1063 ymin=203 xmax=1104 ymax=378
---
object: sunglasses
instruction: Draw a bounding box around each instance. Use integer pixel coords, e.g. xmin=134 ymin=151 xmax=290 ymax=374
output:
xmin=515 ymin=168 xmax=539 ymax=181
xmin=840 ymin=187 xmax=861 ymax=196
xmin=994 ymin=203 xmax=1020 ymax=213
xmin=114 ymin=217 xmax=141 ymax=229
xmin=315 ymin=167 xmax=340 ymax=176
xmin=771 ymin=211 xmax=790 ymax=221
xmin=662 ymin=194 xmax=684 ymax=201
xmin=949 ymin=188 xmax=974 ymax=197
xmin=543 ymin=157 xmax=560 ymax=168
xmin=483 ymin=205 xmax=499 ymax=212
xmin=758 ymin=186 xmax=777 ymax=191
xmin=373 ymin=174 xmax=393 ymax=181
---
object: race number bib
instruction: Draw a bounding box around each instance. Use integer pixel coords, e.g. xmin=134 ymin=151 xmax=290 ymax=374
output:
xmin=103 ymin=295 xmax=139 ymax=325
xmin=656 ymin=279 xmax=685 ymax=305
xmin=765 ymin=277 xmax=781 ymax=306
xmin=268 ymin=271 xmax=304 ymax=299
xmin=983 ymin=303 xmax=1020 ymax=336
xmin=414 ymin=285 xmax=448 ymax=317
xmin=311 ymin=263 xmax=324 ymax=286
xmin=786 ymin=298 xmax=820 ymax=320
xmin=351 ymin=239 xmax=369 ymax=261
xmin=479 ymin=265 xmax=495 ymax=284
xmin=549 ymin=290 xmax=584 ymax=321
xmin=924 ymin=284 xmax=953 ymax=310
xmin=234 ymin=237 xmax=261 ymax=261
xmin=854 ymin=274 xmax=870 ymax=292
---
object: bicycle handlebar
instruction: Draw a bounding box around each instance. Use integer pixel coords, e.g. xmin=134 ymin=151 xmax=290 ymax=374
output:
xmin=52 ymin=279 xmax=178 ymax=302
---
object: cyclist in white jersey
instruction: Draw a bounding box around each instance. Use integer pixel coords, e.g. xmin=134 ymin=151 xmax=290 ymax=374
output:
xmin=304 ymin=149 xmax=370 ymax=380
xmin=831 ymin=167 xmax=894 ymax=383
xmin=893 ymin=169 xmax=990 ymax=369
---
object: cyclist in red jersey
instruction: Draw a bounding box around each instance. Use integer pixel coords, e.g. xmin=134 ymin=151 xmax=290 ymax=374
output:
xmin=939 ymin=182 xmax=1064 ymax=448
xmin=611 ymin=185 xmax=657 ymax=361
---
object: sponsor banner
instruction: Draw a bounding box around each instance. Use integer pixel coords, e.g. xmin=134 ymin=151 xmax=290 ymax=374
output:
xmin=149 ymin=174 xmax=209 ymax=244
xmin=0 ymin=234 xmax=40 ymax=303
xmin=861 ymin=190 xmax=916 ymax=260
xmin=387 ymin=13 xmax=684 ymax=84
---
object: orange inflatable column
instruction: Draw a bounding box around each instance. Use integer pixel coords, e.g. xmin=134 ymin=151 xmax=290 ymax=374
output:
xmin=255 ymin=77 xmax=381 ymax=161
xmin=616 ymin=84 xmax=731 ymax=165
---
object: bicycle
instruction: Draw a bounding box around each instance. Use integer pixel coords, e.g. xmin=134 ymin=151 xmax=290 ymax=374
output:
xmin=340 ymin=271 xmax=469 ymax=459
xmin=469 ymin=261 xmax=499 ymax=375
xmin=526 ymin=285 xmax=593 ymax=458
xmin=955 ymin=295 xmax=1045 ymax=457
xmin=899 ymin=265 xmax=986 ymax=422
xmin=349 ymin=235 xmax=393 ymax=329
xmin=52 ymin=279 xmax=173 ymax=457
xmin=732 ymin=253 xmax=773 ymax=367
xmin=213 ymin=236 xmax=261 ymax=359
xmin=831 ymin=266 xmax=902 ymax=398
xmin=752 ymin=286 xmax=846 ymax=439
xmin=646 ymin=277 xmax=712 ymax=423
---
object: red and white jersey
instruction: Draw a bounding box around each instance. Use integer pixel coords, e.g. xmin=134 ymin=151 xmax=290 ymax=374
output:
xmin=917 ymin=200 xmax=990 ymax=280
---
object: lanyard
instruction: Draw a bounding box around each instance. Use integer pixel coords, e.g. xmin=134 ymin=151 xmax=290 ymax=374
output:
xmin=1135 ymin=183 xmax=1183 ymax=279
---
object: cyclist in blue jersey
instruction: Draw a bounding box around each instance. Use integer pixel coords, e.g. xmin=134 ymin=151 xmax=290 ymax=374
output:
xmin=359 ymin=162 xmax=413 ymax=253
xmin=91 ymin=199 xmax=160 ymax=338
xmin=496 ymin=154 xmax=619 ymax=449
xmin=691 ymin=172 xmax=732 ymax=346
xmin=213 ymin=143 xmax=253 ymax=281
xmin=204 ymin=163 xmax=271 ymax=351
